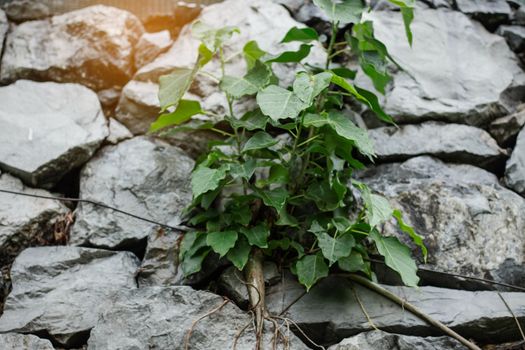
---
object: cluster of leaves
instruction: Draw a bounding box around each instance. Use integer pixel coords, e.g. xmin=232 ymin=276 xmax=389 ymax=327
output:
xmin=151 ymin=0 xmax=424 ymax=291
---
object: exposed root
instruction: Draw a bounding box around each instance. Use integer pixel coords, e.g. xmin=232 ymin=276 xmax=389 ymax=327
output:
xmin=271 ymin=315 xmax=326 ymax=350
xmin=184 ymin=298 xmax=230 ymax=350
xmin=351 ymin=283 xmax=379 ymax=331
xmin=498 ymin=292 xmax=525 ymax=341
xmin=233 ymin=313 xmax=255 ymax=350
xmin=244 ymin=249 xmax=267 ymax=349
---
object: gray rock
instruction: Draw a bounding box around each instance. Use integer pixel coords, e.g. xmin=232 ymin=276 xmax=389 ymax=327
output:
xmin=0 ymin=80 xmax=109 ymax=188
xmin=0 ymin=9 xmax=7 ymax=57
xmin=368 ymin=122 xmax=507 ymax=171
xmin=116 ymin=0 xmax=325 ymax=134
xmin=267 ymin=275 xmax=525 ymax=345
xmin=70 ymin=136 xmax=194 ymax=249
xmin=106 ymin=118 xmax=132 ymax=145
xmin=328 ymin=330 xmax=465 ymax=350
xmin=456 ymin=0 xmax=512 ymax=29
xmin=0 ymin=246 xmax=139 ymax=347
xmin=0 ymin=333 xmax=55 ymax=350
xmin=359 ymin=8 xmax=525 ymax=127
xmin=505 ymin=127 xmax=525 ymax=196
xmin=134 ymin=30 xmax=172 ymax=70
xmin=357 ymin=156 xmax=525 ymax=286
xmin=87 ymin=286 xmax=308 ymax=350
xmin=497 ymin=25 xmax=525 ymax=51
xmin=489 ymin=104 xmax=525 ymax=146
xmin=1 ymin=0 xmax=61 ymax=21
xmin=0 ymin=172 xmax=69 ymax=266
xmin=0 ymin=5 xmax=144 ymax=91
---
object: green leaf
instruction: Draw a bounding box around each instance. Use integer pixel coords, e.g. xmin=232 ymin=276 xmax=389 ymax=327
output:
xmin=182 ymin=248 xmax=210 ymax=276
xmin=331 ymin=67 xmax=356 ymax=80
xmin=393 ymin=210 xmax=427 ymax=262
xmin=192 ymin=21 xmax=239 ymax=51
xmin=242 ymin=131 xmax=279 ymax=152
xmin=296 ymin=253 xmax=329 ymax=291
xmin=338 ymin=251 xmax=367 ymax=272
xmin=268 ymin=164 xmax=289 ymax=184
xmin=158 ymin=68 xmax=195 ymax=112
xmin=266 ymin=44 xmax=312 ymax=63
xmin=314 ymin=231 xmax=355 ymax=266
xmin=198 ymin=43 xmax=214 ymax=67
xmin=206 ymin=231 xmax=238 ymax=257
xmin=255 ymin=187 xmax=288 ymax=213
xmin=293 ymin=72 xmax=332 ymax=105
xmin=241 ymin=224 xmax=270 ymax=248
xmin=276 ymin=208 xmax=299 ymax=227
xmin=220 ymin=61 xmax=272 ymax=98
xmin=306 ymin=180 xmax=341 ymax=211
xmin=229 ymin=158 xmax=257 ymax=180
xmin=227 ymin=236 xmax=252 ymax=270
xmin=281 ymin=27 xmax=319 ymax=43
xmin=370 ymin=230 xmax=419 ymax=287
xmin=257 ymin=85 xmax=306 ymax=121
xmin=243 ymin=40 xmax=267 ymax=69
xmin=180 ymin=231 xmax=205 ymax=259
xmin=150 ymin=100 xmax=202 ymax=132
xmin=231 ymin=109 xmax=269 ymax=131
xmin=358 ymin=184 xmax=393 ymax=228
xmin=191 ymin=165 xmax=229 ymax=198
xmin=313 ymin=0 xmax=364 ymax=25
xmin=401 ymin=7 xmax=414 ymax=46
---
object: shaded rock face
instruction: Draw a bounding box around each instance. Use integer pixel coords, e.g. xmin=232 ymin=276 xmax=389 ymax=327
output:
xmin=267 ymin=275 xmax=525 ymax=345
xmin=134 ymin=30 xmax=172 ymax=70
xmin=497 ymin=25 xmax=525 ymax=52
xmin=70 ymin=136 xmax=194 ymax=249
xmin=505 ymin=127 xmax=525 ymax=196
xmin=489 ymin=105 xmax=525 ymax=146
xmin=358 ymin=156 xmax=525 ymax=286
xmin=0 ymin=5 xmax=144 ymax=91
xmin=116 ymin=0 xmax=325 ymax=134
xmin=328 ymin=330 xmax=465 ymax=350
xmin=456 ymin=0 xmax=512 ymax=30
xmin=0 ymin=80 xmax=108 ymax=189
xmin=87 ymin=286 xmax=308 ymax=350
xmin=0 ymin=173 xmax=69 ymax=266
xmin=368 ymin=121 xmax=507 ymax=172
xmin=0 ymin=333 xmax=55 ymax=350
xmin=0 ymin=246 xmax=139 ymax=348
xmin=360 ymin=8 xmax=525 ymax=126
xmin=0 ymin=9 xmax=7 ymax=55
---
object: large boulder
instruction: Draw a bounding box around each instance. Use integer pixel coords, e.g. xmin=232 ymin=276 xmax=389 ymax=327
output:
xmin=328 ymin=330 xmax=464 ymax=350
xmin=70 ymin=136 xmax=194 ymax=249
xmin=0 ymin=333 xmax=54 ymax=350
xmin=134 ymin=30 xmax=172 ymax=70
xmin=358 ymin=156 xmax=525 ymax=287
xmin=0 ymin=5 xmax=144 ymax=91
xmin=267 ymin=275 xmax=525 ymax=345
xmin=368 ymin=121 xmax=507 ymax=171
xmin=0 ymin=172 xmax=69 ymax=266
xmin=0 ymin=246 xmax=139 ymax=347
xmin=456 ymin=0 xmax=512 ymax=30
xmin=0 ymin=80 xmax=108 ymax=188
xmin=116 ymin=0 xmax=325 ymax=134
xmin=87 ymin=286 xmax=308 ymax=349
xmin=359 ymin=7 xmax=525 ymax=127
xmin=505 ymin=127 xmax=525 ymax=196
xmin=489 ymin=105 xmax=525 ymax=146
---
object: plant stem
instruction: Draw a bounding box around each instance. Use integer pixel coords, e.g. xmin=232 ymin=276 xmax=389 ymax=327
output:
xmin=347 ymin=274 xmax=482 ymax=350
xmin=244 ymin=248 xmax=266 ymax=349
xmin=325 ymin=21 xmax=338 ymax=69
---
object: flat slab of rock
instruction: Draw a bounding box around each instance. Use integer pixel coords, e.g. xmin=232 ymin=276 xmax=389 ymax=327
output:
xmin=456 ymin=0 xmax=512 ymax=29
xmin=0 ymin=246 xmax=139 ymax=347
xmin=267 ymin=275 xmax=525 ymax=345
xmin=489 ymin=105 xmax=525 ymax=146
xmin=368 ymin=121 xmax=506 ymax=171
xmin=70 ymin=136 xmax=194 ymax=249
xmin=0 ymin=172 xmax=69 ymax=265
xmin=0 ymin=333 xmax=54 ymax=350
xmin=0 ymin=5 xmax=144 ymax=90
xmin=134 ymin=30 xmax=172 ymax=70
xmin=328 ymin=330 xmax=464 ymax=350
xmin=0 ymin=80 xmax=108 ymax=188
xmin=357 ymin=156 xmax=525 ymax=286
xmin=360 ymin=8 xmax=525 ymax=126
xmin=116 ymin=0 xmax=325 ymax=134
xmin=505 ymin=127 xmax=525 ymax=196
xmin=87 ymin=286 xmax=308 ymax=349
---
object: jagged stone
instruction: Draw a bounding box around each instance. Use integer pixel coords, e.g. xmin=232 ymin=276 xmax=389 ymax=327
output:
xmin=505 ymin=127 xmax=525 ymax=196
xmin=456 ymin=0 xmax=512 ymax=30
xmin=134 ymin=30 xmax=172 ymax=70
xmin=0 ymin=333 xmax=55 ymax=350
xmin=0 ymin=173 xmax=69 ymax=266
xmin=106 ymin=118 xmax=132 ymax=145
xmin=116 ymin=0 xmax=325 ymax=134
xmin=489 ymin=105 xmax=525 ymax=146
xmin=497 ymin=25 xmax=525 ymax=52
xmin=0 ymin=80 xmax=108 ymax=188
xmin=0 ymin=5 xmax=144 ymax=90
xmin=0 ymin=247 xmax=139 ymax=348
xmin=357 ymin=156 xmax=525 ymax=286
xmin=70 ymin=136 xmax=194 ymax=249
xmin=0 ymin=9 xmax=7 ymax=58
xmin=359 ymin=8 xmax=525 ymax=127
xmin=368 ymin=121 xmax=507 ymax=171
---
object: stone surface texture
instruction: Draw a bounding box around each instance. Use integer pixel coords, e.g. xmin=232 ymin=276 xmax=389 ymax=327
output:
xmin=0 ymin=246 xmax=139 ymax=347
xmin=505 ymin=127 xmax=525 ymax=196
xmin=0 ymin=333 xmax=55 ymax=350
xmin=498 ymin=25 xmax=525 ymax=52
xmin=0 ymin=9 xmax=7 ymax=57
xmin=0 ymin=5 xmax=144 ymax=90
xmin=0 ymin=80 xmax=108 ymax=188
xmin=489 ymin=105 xmax=525 ymax=146
xmin=70 ymin=136 xmax=194 ymax=249
xmin=456 ymin=0 xmax=512 ymax=29
xmin=134 ymin=30 xmax=173 ymax=70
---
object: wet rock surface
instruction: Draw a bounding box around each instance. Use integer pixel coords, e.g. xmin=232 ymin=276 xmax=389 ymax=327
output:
xmin=70 ymin=136 xmax=194 ymax=249
xmin=0 ymin=80 xmax=108 ymax=188
xmin=0 ymin=5 xmax=144 ymax=90
xmin=0 ymin=246 xmax=139 ymax=347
